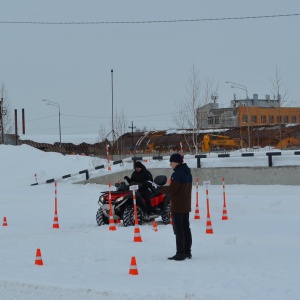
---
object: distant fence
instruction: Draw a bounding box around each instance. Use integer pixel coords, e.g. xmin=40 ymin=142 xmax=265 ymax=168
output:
xmin=31 ymin=151 xmax=300 ymax=186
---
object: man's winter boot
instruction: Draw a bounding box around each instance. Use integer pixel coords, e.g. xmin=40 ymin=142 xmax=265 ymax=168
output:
xmin=168 ymin=253 xmax=186 ymax=261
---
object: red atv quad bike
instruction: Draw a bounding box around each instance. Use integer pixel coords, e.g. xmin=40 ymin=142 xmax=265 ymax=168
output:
xmin=96 ymin=175 xmax=170 ymax=227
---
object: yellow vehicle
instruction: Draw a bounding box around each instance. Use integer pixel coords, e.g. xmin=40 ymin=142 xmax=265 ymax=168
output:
xmin=201 ymin=134 xmax=245 ymax=152
xmin=275 ymin=137 xmax=300 ymax=149
xmin=144 ymin=143 xmax=155 ymax=154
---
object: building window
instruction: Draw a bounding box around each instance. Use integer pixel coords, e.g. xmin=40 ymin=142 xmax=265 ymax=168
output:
xmin=261 ymin=116 xmax=266 ymax=123
xmin=208 ymin=117 xmax=213 ymax=125
xmin=283 ymin=116 xmax=288 ymax=123
xmin=242 ymin=115 xmax=248 ymax=123
xmin=251 ymin=115 xmax=257 ymax=123
xmin=277 ymin=115 xmax=282 ymax=123
xmin=269 ymin=116 xmax=274 ymax=123
xmin=291 ymin=116 xmax=296 ymax=123
xmin=214 ymin=116 xmax=220 ymax=124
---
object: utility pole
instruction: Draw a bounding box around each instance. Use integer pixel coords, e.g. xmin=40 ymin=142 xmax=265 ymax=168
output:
xmin=226 ymin=81 xmax=251 ymax=149
xmin=128 ymin=121 xmax=136 ymax=151
xmin=0 ymin=98 xmax=6 ymax=144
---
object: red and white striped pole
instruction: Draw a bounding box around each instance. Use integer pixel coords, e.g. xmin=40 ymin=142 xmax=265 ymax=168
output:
xmin=53 ymin=182 xmax=59 ymax=229
xmin=108 ymin=182 xmax=116 ymax=230
xmin=133 ymin=189 xmax=138 ymax=226
xmin=130 ymin=185 xmax=142 ymax=242
xmin=106 ymin=144 xmax=111 ymax=171
xmin=222 ymin=177 xmax=228 ymax=220
xmin=180 ymin=142 xmax=183 ymax=155
xmin=194 ymin=177 xmax=200 ymax=219
xmin=204 ymin=181 xmax=213 ymax=234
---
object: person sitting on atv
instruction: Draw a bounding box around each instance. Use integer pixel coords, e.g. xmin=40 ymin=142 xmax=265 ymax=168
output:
xmin=124 ymin=161 xmax=154 ymax=216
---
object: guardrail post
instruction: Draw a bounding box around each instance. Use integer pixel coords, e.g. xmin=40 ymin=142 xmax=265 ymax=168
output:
xmin=195 ymin=154 xmax=207 ymax=168
xmin=266 ymin=152 xmax=281 ymax=167
xmin=79 ymin=169 xmax=89 ymax=180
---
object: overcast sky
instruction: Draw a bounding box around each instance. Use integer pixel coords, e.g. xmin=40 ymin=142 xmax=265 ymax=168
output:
xmin=1 ymin=0 xmax=300 ymax=138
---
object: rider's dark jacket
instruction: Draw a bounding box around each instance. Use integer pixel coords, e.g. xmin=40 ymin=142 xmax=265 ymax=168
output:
xmin=127 ymin=165 xmax=153 ymax=187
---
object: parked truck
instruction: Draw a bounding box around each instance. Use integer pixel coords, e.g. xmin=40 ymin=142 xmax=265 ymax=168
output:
xmin=201 ymin=134 xmax=245 ymax=152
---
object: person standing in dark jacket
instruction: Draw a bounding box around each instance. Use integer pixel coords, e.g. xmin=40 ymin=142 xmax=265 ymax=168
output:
xmin=124 ymin=161 xmax=154 ymax=216
xmin=160 ymin=153 xmax=192 ymax=261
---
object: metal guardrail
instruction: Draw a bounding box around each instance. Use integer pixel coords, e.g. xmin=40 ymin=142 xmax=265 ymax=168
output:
xmin=31 ymin=159 xmax=124 ymax=186
xmin=31 ymin=150 xmax=300 ymax=185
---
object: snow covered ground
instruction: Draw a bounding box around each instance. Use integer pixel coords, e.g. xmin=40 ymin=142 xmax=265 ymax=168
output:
xmin=1 ymin=144 xmax=300 ymax=300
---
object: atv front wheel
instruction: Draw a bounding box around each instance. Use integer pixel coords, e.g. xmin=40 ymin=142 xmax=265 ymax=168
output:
xmin=123 ymin=205 xmax=144 ymax=227
xmin=96 ymin=208 xmax=109 ymax=226
xmin=161 ymin=203 xmax=171 ymax=225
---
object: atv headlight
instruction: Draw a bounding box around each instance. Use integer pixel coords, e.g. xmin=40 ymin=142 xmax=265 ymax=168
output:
xmin=115 ymin=196 xmax=124 ymax=203
xmin=98 ymin=195 xmax=105 ymax=205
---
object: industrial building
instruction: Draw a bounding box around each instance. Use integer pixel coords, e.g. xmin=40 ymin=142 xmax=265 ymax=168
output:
xmin=197 ymin=93 xmax=300 ymax=129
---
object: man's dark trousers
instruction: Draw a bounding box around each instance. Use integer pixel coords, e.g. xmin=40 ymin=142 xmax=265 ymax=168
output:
xmin=172 ymin=212 xmax=192 ymax=256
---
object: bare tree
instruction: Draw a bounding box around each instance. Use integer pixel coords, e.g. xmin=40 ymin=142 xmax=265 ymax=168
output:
xmin=173 ymin=65 xmax=218 ymax=153
xmin=97 ymin=124 xmax=107 ymax=143
xmin=270 ymin=67 xmax=289 ymax=149
xmin=113 ymin=108 xmax=127 ymax=156
xmin=0 ymin=83 xmax=13 ymax=140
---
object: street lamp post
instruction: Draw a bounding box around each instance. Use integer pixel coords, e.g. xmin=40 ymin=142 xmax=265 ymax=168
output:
xmin=42 ymin=99 xmax=62 ymax=151
xmin=225 ymin=81 xmax=251 ymax=149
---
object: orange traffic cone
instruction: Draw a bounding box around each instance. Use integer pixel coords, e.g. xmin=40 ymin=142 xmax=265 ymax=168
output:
xmin=2 ymin=216 xmax=8 ymax=226
xmin=108 ymin=203 xmax=116 ymax=231
xmin=35 ymin=248 xmax=43 ymax=265
xmin=152 ymin=220 xmax=158 ymax=232
xmin=52 ymin=211 xmax=59 ymax=229
xmin=129 ymin=256 xmax=138 ymax=275
xmin=133 ymin=226 xmax=142 ymax=242
xmin=116 ymin=219 xmax=121 ymax=224
xmin=169 ymin=212 xmax=173 ymax=225
xmin=206 ymin=216 xmax=214 ymax=234
xmin=108 ymin=166 xmax=111 ymax=171
xmin=222 ymin=206 xmax=228 ymax=220
xmin=109 ymin=214 xmax=117 ymax=231
xmin=194 ymin=205 xmax=200 ymax=220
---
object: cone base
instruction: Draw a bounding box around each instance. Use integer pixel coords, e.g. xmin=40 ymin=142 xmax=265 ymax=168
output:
xmin=222 ymin=209 xmax=228 ymax=220
xmin=129 ymin=270 xmax=138 ymax=275
xmin=133 ymin=227 xmax=142 ymax=242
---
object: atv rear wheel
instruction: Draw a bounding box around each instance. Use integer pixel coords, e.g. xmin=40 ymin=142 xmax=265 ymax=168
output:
xmin=96 ymin=208 xmax=109 ymax=226
xmin=161 ymin=203 xmax=171 ymax=225
xmin=123 ymin=205 xmax=144 ymax=227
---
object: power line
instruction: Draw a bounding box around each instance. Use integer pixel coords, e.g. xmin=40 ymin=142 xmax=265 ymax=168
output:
xmin=62 ymin=112 xmax=174 ymax=119
xmin=0 ymin=13 xmax=299 ymax=25
xmin=24 ymin=114 xmax=58 ymax=122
